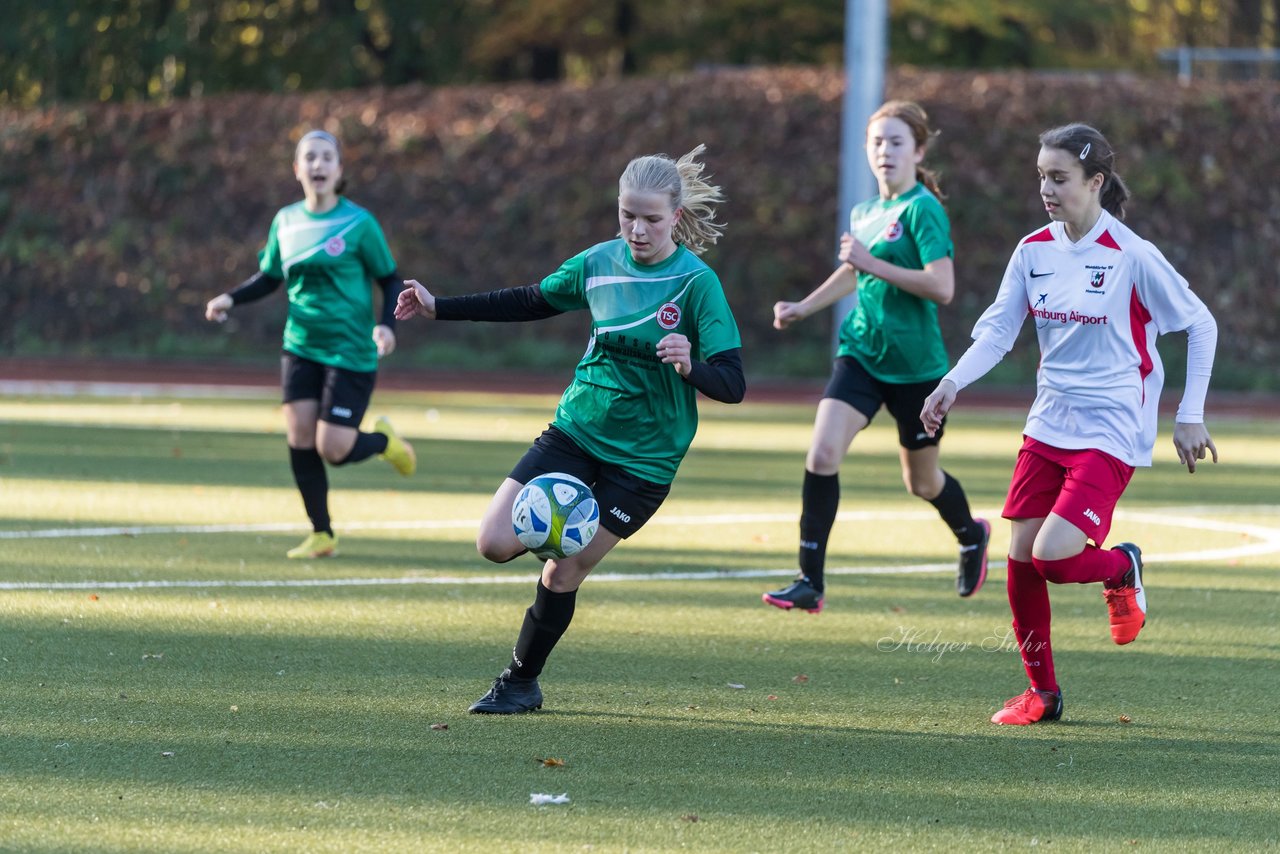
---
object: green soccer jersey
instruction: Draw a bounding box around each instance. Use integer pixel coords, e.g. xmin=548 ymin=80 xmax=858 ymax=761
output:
xmin=258 ymin=197 xmax=397 ymax=373
xmin=837 ymin=183 xmax=953 ymax=383
xmin=539 ymin=240 xmax=742 ymax=484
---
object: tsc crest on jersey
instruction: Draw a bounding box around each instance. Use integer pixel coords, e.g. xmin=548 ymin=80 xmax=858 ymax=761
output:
xmin=656 ymin=301 xmax=681 ymax=330
xmin=883 ymin=220 xmax=904 ymax=242
xmin=259 ymin=198 xmax=398 ymax=373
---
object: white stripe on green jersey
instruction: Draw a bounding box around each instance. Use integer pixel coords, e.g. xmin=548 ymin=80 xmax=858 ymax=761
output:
xmin=258 ymin=198 xmax=396 ymax=373
xmin=539 ymin=240 xmax=741 ymax=484
xmin=278 ymin=213 xmax=367 ymax=277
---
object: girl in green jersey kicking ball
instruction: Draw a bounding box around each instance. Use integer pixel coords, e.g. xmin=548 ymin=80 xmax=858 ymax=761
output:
xmin=763 ymin=101 xmax=988 ymax=615
xmin=205 ymin=130 xmax=416 ymax=560
xmin=396 ymin=145 xmax=745 ymax=714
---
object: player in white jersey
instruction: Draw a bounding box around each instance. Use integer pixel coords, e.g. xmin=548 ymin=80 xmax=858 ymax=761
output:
xmin=920 ymin=123 xmax=1218 ymax=726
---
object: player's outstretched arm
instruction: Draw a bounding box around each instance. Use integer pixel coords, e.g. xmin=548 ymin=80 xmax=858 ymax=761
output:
xmin=773 ymin=301 xmax=805 ymax=330
xmin=395 ymin=280 xmax=436 ymax=321
xmin=205 ymin=294 xmax=233 ymax=323
xmin=1173 ymin=421 xmax=1218 ymax=474
xmin=208 ymin=272 xmax=282 ymax=322
xmin=920 ymin=379 xmax=957 ymax=438
xmin=774 ymin=261 xmax=858 ymax=330
xmin=373 ymin=324 xmax=396 ymax=357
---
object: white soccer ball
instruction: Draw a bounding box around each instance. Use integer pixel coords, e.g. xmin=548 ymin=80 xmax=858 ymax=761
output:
xmin=511 ymin=472 xmax=600 ymax=560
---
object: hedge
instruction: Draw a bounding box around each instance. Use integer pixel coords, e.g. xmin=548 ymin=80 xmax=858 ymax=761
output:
xmin=1 ymin=67 xmax=1275 ymax=389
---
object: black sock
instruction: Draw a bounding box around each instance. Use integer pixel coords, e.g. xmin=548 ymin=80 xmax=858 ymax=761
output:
xmin=927 ymin=470 xmax=981 ymax=545
xmin=289 ymin=446 xmax=331 ymax=534
xmin=334 ymin=430 xmax=389 ymax=466
xmin=798 ymin=470 xmax=839 ymax=591
xmin=508 ymin=581 xmax=577 ymax=680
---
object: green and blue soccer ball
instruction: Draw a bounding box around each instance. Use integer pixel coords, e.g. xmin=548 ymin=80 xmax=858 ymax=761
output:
xmin=511 ymin=472 xmax=600 ymax=560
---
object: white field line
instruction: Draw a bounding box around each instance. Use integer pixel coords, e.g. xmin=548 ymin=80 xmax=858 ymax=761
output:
xmin=0 ymin=565 xmax=956 ymax=592
xmin=0 ymin=511 xmax=944 ymax=541
xmin=1 ymin=508 xmax=1277 ymax=592
xmin=0 ymin=379 xmax=275 ymax=399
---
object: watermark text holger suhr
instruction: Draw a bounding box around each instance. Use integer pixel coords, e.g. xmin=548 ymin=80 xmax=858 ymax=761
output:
xmin=877 ymin=626 xmax=1049 ymax=664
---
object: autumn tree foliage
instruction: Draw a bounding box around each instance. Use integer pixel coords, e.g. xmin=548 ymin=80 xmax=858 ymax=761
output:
xmin=3 ymin=0 xmax=1276 ymax=107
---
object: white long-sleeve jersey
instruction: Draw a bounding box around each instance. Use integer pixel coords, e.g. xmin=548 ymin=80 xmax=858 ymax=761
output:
xmin=945 ymin=210 xmax=1216 ymax=467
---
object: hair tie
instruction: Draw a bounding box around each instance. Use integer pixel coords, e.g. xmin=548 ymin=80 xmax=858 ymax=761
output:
xmin=1079 ymin=143 xmax=1091 ymax=160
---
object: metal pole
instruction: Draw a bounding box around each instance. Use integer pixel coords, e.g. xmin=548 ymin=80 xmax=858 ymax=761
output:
xmin=832 ymin=0 xmax=887 ymax=352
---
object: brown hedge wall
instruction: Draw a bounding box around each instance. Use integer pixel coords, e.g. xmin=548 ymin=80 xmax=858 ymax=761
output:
xmin=1 ymin=68 xmax=1276 ymax=388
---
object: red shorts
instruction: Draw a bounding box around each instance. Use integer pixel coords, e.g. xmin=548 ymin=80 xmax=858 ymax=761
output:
xmin=1003 ymin=437 xmax=1135 ymax=545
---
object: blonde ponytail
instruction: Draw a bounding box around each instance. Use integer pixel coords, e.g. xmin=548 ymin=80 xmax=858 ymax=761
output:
xmin=619 ymin=144 xmax=726 ymax=255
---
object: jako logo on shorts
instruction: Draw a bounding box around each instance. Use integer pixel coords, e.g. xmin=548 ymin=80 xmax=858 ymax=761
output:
xmin=656 ymin=302 xmax=681 ymax=330
xmin=331 ymin=406 xmax=353 ymax=419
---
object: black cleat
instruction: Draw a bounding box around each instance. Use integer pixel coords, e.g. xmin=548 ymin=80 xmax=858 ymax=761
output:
xmin=957 ymin=518 xmax=991 ymax=598
xmin=762 ymin=578 xmax=825 ymax=613
xmin=468 ymin=669 xmax=543 ymax=714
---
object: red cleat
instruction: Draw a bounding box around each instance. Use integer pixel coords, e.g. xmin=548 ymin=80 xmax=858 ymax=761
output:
xmin=991 ymin=687 xmax=1063 ymax=725
xmin=1105 ymin=543 xmax=1146 ymax=645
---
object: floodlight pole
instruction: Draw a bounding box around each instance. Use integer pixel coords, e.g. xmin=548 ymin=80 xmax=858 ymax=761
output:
xmin=832 ymin=0 xmax=887 ymax=352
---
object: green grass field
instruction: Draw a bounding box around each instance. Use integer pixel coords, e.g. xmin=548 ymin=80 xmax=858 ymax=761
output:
xmin=1 ymin=386 xmax=1277 ymax=853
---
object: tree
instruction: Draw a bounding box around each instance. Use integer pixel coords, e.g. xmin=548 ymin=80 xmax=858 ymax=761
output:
xmin=2 ymin=0 xmax=1275 ymax=106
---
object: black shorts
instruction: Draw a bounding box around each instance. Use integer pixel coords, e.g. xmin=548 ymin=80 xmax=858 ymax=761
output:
xmin=823 ymin=355 xmax=945 ymax=450
xmin=280 ymin=352 xmax=376 ymax=429
xmin=508 ymin=426 xmax=671 ymax=539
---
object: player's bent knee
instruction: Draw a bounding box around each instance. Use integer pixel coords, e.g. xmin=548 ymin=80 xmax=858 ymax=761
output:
xmin=806 ymin=445 xmax=844 ymax=473
xmin=543 ymin=560 xmax=593 ymax=592
xmin=904 ymin=478 xmax=935 ymax=499
xmin=476 ymin=531 xmax=522 ymax=563
xmin=1031 ymin=553 xmax=1085 ymax=584
xmin=318 ymin=448 xmax=347 ymax=465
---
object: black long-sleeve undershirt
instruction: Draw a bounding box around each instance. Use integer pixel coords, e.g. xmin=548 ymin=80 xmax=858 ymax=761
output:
xmin=229 ymin=271 xmax=400 ymax=328
xmin=684 ymin=348 xmax=745 ymax=404
xmin=434 ymin=285 xmax=564 ymax=322
xmin=373 ymin=274 xmax=400 ymax=329
xmin=228 ymin=271 xmax=282 ymax=304
xmin=435 ymin=285 xmax=745 ymax=403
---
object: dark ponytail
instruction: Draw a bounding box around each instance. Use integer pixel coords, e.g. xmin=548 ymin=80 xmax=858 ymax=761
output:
xmin=1038 ymin=123 xmax=1130 ymax=219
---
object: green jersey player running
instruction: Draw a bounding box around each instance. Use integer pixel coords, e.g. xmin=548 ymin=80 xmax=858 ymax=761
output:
xmin=763 ymin=101 xmax=989 ymax=615
xmin=396 ymin=144 xmax=745 ymax=714
xmin=205 ymin=130 xmax=416 ymax=561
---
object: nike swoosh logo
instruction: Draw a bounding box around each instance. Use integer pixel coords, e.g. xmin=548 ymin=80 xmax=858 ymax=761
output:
xmin=1029 ymin=270 xmax=1054 ymax=278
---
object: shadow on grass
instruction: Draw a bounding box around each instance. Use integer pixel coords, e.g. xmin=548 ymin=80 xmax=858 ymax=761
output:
xmin=0 ymin=639 xmax=1276 ymax=847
